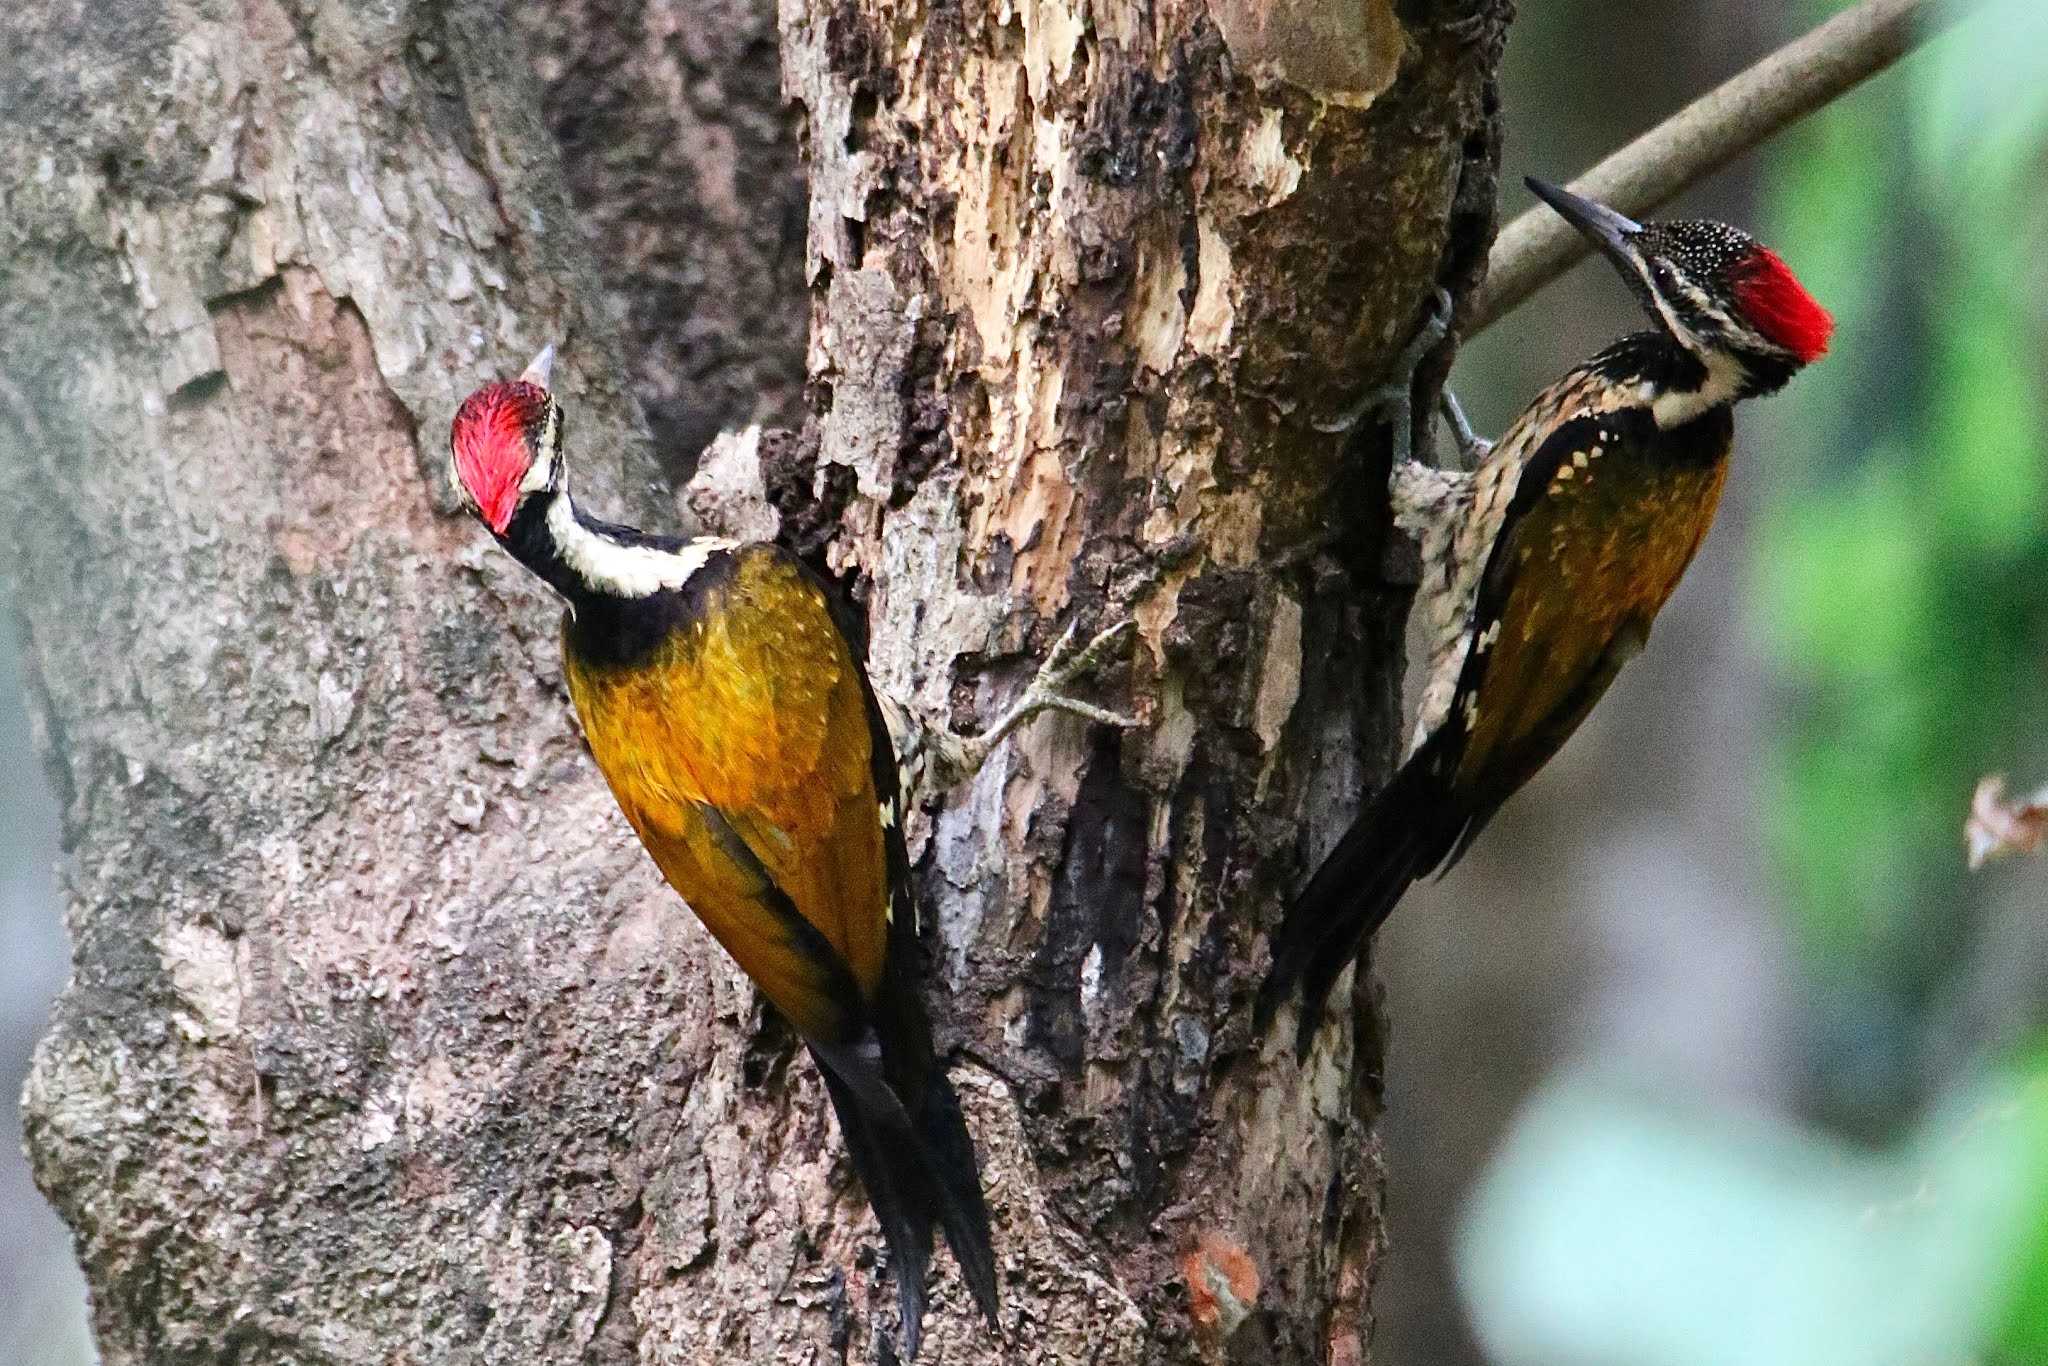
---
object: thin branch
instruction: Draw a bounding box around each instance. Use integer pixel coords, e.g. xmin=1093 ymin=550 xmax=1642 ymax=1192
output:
xmin=1470 ymin=0 xmax=1971 ymax=335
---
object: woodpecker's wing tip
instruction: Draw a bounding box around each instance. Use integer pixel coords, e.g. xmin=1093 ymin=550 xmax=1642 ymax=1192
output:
xmin=521 ymin=343 xmax=556 ymax=389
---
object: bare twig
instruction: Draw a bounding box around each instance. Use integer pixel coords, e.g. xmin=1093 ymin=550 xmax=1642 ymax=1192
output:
xmin=1470 ymin=0 xmax=1972 ymax=335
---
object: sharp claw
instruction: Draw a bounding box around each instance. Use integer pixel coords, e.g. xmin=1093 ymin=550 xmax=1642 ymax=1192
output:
xmin=1056 ymin=620 xmax=1135 ymax=682
xmin=903 ymin=618 xmax=1142 ymax=798
xmin=1026 ymin=619 xmax=1129 ymax=696
xmin=1051 ymin=700 xmax=1140 ymax=729
xmin=1041 ymin=618 xmax=1083 ymax=675
xmin=1091 ymin=618 xmax=1137 ymax=649
xmin=1400 ymin=289 xmax=1453 ymax=370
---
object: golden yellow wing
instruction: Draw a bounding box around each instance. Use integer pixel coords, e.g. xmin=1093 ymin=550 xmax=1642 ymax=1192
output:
xmin=564 ymin=545 xmax=891 ymax=1041
xmin=1454 ymin=408 xmax=1731 ymax=804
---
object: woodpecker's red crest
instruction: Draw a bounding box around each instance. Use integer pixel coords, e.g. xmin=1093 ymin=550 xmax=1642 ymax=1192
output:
xmin=1528 ymin=178 xmax=1832 ymax=396
xmin=450 ymin=346 xmax=560 ymax=534
xmin=1727 ymin=248 xmax=1833 ymax=365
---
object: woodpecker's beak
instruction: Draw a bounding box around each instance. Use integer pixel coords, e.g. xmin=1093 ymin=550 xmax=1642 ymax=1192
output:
xmin=1526 ymin=177 xmax=1642 ymax=266
xmin=520 ymin=343 xmax=557 ymax=391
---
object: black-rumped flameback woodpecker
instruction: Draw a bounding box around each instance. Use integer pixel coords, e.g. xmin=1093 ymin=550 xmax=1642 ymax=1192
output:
xmin=445 ymin=349 xmax=1123 ymax=1357
xmin=1262 ymin=179 xmax=1834 ymax=1058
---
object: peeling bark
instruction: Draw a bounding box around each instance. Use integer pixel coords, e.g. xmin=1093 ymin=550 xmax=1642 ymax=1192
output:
xmin=3 ymin=0 xmax=1506 ymax=1361
xmin=733 ymin=0 xmax=1508 ymax=1357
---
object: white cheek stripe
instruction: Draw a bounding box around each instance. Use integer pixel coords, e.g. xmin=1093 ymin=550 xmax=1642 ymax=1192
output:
xmin=1645 ymin=273 xmax=1760 ymax=429
xmin=1650 ymin=285 xmax=1702 ymax=354
xmin=545 ymin=495 xmax=737 ymax=598
xmin=520 ymin=446 xmax=555 ymax=494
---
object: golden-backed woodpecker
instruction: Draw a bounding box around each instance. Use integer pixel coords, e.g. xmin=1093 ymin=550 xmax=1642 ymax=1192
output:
xmin=448 ymin=351 xmax=1020 ymax=1356
xmin=1262 ymin=178 xmax=1834 ymax=1058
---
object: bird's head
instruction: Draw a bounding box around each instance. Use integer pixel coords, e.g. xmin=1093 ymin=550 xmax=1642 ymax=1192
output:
xmin=1527 ymin=177 xmax=1832 ymax=399
xmin=450 ymin=345 xmax=564 ymax=536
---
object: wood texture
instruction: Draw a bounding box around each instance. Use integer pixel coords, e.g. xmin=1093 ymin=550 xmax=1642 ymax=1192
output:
xmin=0 ymin=0 xmax=1507 ymax=1359
xmin=730 ymin=0 xmax=1509 ymax=1357
xmin=515 ymin=0 xmax=812 ymax=475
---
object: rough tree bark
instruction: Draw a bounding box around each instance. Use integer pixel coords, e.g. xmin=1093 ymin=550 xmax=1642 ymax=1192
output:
xmin=5 ymin=0 xmax=1504 ymax=1361
xmin=511 ymin=0 xmax=812 ymax=474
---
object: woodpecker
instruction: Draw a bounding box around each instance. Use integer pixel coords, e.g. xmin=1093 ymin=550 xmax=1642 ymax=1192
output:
xmin=1261 ymin=178 xmax=1833 ymax=1058
xmin=448 ymin=352 xmax=1127 ymax=1355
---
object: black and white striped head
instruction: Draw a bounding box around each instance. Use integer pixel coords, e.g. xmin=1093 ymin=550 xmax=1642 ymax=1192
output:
xmin=1528 ymin=178 xmax=1832 ymax=407
xmin=450 ymin=346 xmax=564 ymax=536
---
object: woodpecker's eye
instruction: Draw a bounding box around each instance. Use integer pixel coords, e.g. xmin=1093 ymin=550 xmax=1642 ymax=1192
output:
xmin=1631 ymin=218 xmax=1831 ymax=366
xmin=1640 ymin=256 xmax=1711 ymax=338
xmin=452 ymin=380 xmax=552 ymax=534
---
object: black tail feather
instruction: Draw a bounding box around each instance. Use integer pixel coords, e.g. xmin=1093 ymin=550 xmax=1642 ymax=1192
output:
xmin=811 ymin=1039 xmax=999 ymax=1358
xmin=915 ymin=1070 xmax=1000 ymax=1324
xmin=1258 ymin=726 xmax=1466 ymax=1060
xmin=815 ymin=1057 xmax=934 ymax=1359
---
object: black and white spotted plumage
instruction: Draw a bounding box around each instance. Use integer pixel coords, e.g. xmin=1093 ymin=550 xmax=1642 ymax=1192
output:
xmin=1258 ymin=181 xmax=1832 ymax=1059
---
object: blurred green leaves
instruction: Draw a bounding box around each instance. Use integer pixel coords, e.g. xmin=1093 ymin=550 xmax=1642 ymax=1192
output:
xmin=1461 ymin=1061 xmax=2048 ymax=1366
xmin=1753 ymin=0 xmax=2048 ymax=1096
xmin=1989 ymin=1046 xmax=2048 ymax=1360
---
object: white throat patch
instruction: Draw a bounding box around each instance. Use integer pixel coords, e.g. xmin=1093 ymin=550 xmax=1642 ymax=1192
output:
xmin=1652 ymin=346 xmax=1746 ymax=428
xmin=1644 ymin=271 xmax=1755 ymax=428
xmin=545 ymin=494 xmax=737 ymax=598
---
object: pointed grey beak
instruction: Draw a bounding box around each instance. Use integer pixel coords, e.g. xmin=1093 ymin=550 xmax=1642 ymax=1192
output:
xmin=1525 ymin=177 xmax=1642 ymax=266
xmin=519 ymin=343 xmax=556 ymax=390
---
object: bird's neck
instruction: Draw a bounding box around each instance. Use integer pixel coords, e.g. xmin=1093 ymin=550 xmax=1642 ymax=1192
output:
xmin=1650 ymin=345 xmax=1748 ymax=429
xmin=501 ymin=488 xmax=732 ymax=605
xmin=1599 ymin=330 xmax=1799 ymax=429
xmin=1595 ymin=331 xmax=1764 ymax=430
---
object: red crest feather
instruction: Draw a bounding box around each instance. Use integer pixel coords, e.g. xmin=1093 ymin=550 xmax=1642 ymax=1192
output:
xmin=1730 ymin=248 xmax=1832 ymax=365
xmin=451 ymin=381 xmax=549 ymax=534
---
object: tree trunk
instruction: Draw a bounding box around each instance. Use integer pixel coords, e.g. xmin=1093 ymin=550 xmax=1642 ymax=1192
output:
xmin=513 ymin=0 xmax=812 ymax=476
xmin=6 ymin=0 xmax=1504 ymax=1361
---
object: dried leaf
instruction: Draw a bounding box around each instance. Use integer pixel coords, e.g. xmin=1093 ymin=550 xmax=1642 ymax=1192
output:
xmin=1966 ymin=775 xmax=2048 ymax=869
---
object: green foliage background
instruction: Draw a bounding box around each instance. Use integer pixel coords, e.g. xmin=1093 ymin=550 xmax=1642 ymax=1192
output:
xmin=1759 ymin=0 xmax=2048 ymax=1351
xmin=1428 ymin=5 xmax=2048 ymax=1362
xmin=1761 ymin=0 xmax=2048 ymax=1079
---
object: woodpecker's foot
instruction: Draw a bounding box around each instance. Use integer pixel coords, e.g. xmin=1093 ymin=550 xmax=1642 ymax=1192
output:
xmin=1439 ymin=388 xmax=1493 ymax=469
xmin=960 ymin=620 xmax=1140 ymax=763
xmin=904 ymin=621 xmax=1139 ymax=801
xmin=1313 ymin=288 xmax=1454 ymax=468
